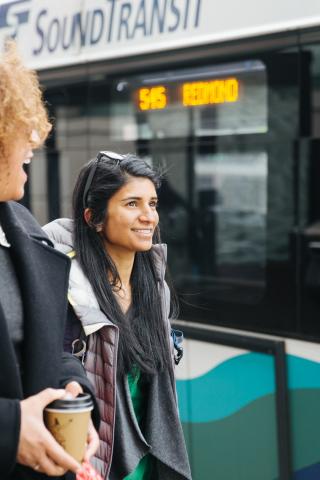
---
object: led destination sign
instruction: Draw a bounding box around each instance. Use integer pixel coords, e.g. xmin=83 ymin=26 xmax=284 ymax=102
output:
xmin=136 ymin=77 xmax=239 ymax=111
xmin=138 ymin=86 xmax=167 ymax=110
xmin=127 ymin=61 xmax=267 ymax=136
xmin=183 ymin=78 xmax=239 ymax=106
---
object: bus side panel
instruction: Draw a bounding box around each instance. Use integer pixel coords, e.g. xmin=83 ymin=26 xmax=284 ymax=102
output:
xmin=286 ymin=353 xmax=320 ymax=479
xmin=176 ymin=339 xmax=279 ymax=479
xmin=176 ymin=339 xmax=320 ymax=479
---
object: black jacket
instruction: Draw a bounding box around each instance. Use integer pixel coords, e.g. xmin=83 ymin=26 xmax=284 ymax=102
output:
xmin=0 ymin=201 xmax=99 ymax=480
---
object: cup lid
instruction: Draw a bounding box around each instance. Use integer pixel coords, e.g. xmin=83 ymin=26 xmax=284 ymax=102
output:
xmin=45 ymin=392 xmax=93 ymax=410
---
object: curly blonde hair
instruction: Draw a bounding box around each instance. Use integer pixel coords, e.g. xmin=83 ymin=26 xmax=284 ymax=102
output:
xmin=0 ymin=41 xmax=51 ymax=158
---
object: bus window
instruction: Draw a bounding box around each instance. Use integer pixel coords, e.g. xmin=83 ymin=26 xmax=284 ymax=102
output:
xmin=297 ymin=41 xmax=320 ymax=336
xmin=43 ymin=51 xmax=301 ymax=337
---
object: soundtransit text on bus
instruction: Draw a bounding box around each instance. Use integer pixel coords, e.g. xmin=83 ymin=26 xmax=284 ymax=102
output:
xmin=33 ymin=0 xmax=202 ymax=56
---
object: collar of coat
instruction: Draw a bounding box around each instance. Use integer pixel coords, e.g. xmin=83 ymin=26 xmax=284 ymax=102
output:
xmin=0 ymin=201 xmax=53 ymax=247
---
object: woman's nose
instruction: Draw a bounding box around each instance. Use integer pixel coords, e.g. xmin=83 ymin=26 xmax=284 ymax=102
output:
xmin=139 ymin=207 xmax=156 ymax=222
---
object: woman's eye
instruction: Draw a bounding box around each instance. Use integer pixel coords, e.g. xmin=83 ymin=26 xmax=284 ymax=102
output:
xmin=150 ymin=201 xmax=158 ymax=208
xmin=127 ymin=201 xmax=137 ymax=207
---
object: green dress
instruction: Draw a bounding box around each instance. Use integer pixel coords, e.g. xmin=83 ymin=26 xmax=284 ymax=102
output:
xmin=123 ymin=368 xmax=154 ymax=480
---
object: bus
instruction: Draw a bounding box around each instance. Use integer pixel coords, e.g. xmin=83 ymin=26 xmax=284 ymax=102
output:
xmin=2 ymin=1 xmax=320 ymax=478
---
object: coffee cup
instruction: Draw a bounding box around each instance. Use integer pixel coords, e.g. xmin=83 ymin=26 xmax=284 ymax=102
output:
xmin=44 ymin=393 xmax=93 ymax=462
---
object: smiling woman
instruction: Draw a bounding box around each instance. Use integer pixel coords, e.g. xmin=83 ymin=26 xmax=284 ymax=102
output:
xmin=1 ymin=134 xmax=34 ymax=202
xmin=44 ymin=152 xmax=192 ymax=480
xmin=99 ymin=176 xmax=159 ymax=254
xmin=0 ymin=40 xmax=51 ymax=202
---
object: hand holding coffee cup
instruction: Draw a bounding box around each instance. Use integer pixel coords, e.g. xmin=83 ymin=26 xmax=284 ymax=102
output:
xmin=18 ymin=388 xmax=82 ymax=475
xmin=44 ymin=393 xmax=94 ymax=462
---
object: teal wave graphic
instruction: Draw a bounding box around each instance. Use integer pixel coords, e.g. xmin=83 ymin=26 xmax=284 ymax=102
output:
xmin=287 ymin=355 xmax=320 ymax=389
xmin=177 ymin=353 xmax=320 ymax=423
xmin=181 ymin=390 xmax=320 ymax=478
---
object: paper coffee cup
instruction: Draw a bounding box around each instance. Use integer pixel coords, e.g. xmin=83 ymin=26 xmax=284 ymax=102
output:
xmin=44 ymin=393 xmax=93 ymax=462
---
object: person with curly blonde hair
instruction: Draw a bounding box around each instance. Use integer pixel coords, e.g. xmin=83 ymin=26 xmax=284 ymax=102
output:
xmin=0 ymin=42 xmax=99 ymax=479
xmin=0 ymin=41 xmax=51 ymax=198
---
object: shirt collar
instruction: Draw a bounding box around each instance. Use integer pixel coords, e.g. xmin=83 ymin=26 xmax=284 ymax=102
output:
xmin=0 ymin=222 xmax=11 ymax=248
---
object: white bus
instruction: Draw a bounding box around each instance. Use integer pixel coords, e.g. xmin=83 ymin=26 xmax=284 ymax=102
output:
xmin=2 ymin=1 xmax=320 ymax=478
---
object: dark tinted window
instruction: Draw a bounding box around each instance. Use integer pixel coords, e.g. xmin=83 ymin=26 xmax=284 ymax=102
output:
xmin=39 ymin=44 xmax=320 ymax=339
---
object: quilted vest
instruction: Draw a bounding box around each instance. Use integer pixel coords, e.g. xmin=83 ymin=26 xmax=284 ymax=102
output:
xmin=66 ymin=246 xmax=171 ymax=479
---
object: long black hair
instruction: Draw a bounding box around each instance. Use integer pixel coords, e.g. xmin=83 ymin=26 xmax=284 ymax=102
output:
xmin=73 ymin=153 xmax=177 ymax=375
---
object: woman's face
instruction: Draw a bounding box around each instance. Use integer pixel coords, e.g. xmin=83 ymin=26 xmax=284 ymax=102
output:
xmin=0 ymin=132 xmax=35 ymax=202
xmin=101 ymin=176 xmax=159 ymax=257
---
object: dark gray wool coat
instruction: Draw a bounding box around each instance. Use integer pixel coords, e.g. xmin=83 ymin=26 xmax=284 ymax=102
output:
xmin=44 ymin=218 xmax=192 ymax=480
xmin=0 ymin=202 xmax=99 ymax=480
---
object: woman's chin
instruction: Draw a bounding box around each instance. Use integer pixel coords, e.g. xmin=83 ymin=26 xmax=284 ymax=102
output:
xmin=135 ymin=242 xmax=153 ymax=252
xmin=14 ymin=186 xmax=25 ymax=201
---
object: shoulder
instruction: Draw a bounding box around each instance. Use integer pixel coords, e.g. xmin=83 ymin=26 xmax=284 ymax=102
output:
xmin=6 ymin=201 xmax=49 ymax=241
xmin=43 ymin=218 xmax=74 ymax=254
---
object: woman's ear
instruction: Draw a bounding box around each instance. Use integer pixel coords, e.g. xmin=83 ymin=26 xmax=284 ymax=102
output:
xmin=84 ymin=208 xmax=92 ymax=225
xmin=84 ymin=208 xmax=103 ymax=232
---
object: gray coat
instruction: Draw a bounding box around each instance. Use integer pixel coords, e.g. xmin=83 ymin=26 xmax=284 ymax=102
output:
xmin=44 ymin=219 xmax=192 ymax=480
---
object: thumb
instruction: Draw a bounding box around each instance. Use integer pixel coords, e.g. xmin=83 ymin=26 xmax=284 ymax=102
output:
xmin=65 ymin=381 xmax=83 ymax=398
xmin=37 ymin=387 xmax=66 ymax=408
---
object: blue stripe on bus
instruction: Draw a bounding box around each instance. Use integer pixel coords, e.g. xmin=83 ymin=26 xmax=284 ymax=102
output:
xmin=293 ymin=462 xmax=320 ymax=479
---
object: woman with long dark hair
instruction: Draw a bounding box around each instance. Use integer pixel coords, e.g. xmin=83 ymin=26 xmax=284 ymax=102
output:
xmin=44 ymin=152 xmax=192 ymax=480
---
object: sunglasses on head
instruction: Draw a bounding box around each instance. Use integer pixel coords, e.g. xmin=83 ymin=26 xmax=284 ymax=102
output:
xmin=82 ymin=150 xmax=124 ymax=209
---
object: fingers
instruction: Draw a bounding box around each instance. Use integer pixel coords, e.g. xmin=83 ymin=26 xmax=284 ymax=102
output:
xmin=43 ymin=429 xmax=81 ymax=474
xmin=64 ymin=381 xmax=83 ymax=398
xmin=37 ymin=388 xmax=66 ymax=408
xmin=24 ymin=428 xmax=81 ymax=475
xmin=84 ymin=421 xmax=100 ymax=462
xmin=33 ymin=456 xmax=66 ymax=477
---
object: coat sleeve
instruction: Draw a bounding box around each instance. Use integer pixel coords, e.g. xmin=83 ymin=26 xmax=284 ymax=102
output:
xmin=59 ymin=351 xmax=100 ymax=431
xmin=0 ymin=398 xmax=20 ymax=475
xmin=64 ymin=303 xmax=83 ymax=353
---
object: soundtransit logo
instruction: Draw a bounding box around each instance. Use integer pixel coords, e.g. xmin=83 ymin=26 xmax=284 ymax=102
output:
xmin=0 ymin=0 xmax=31 ymax=38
